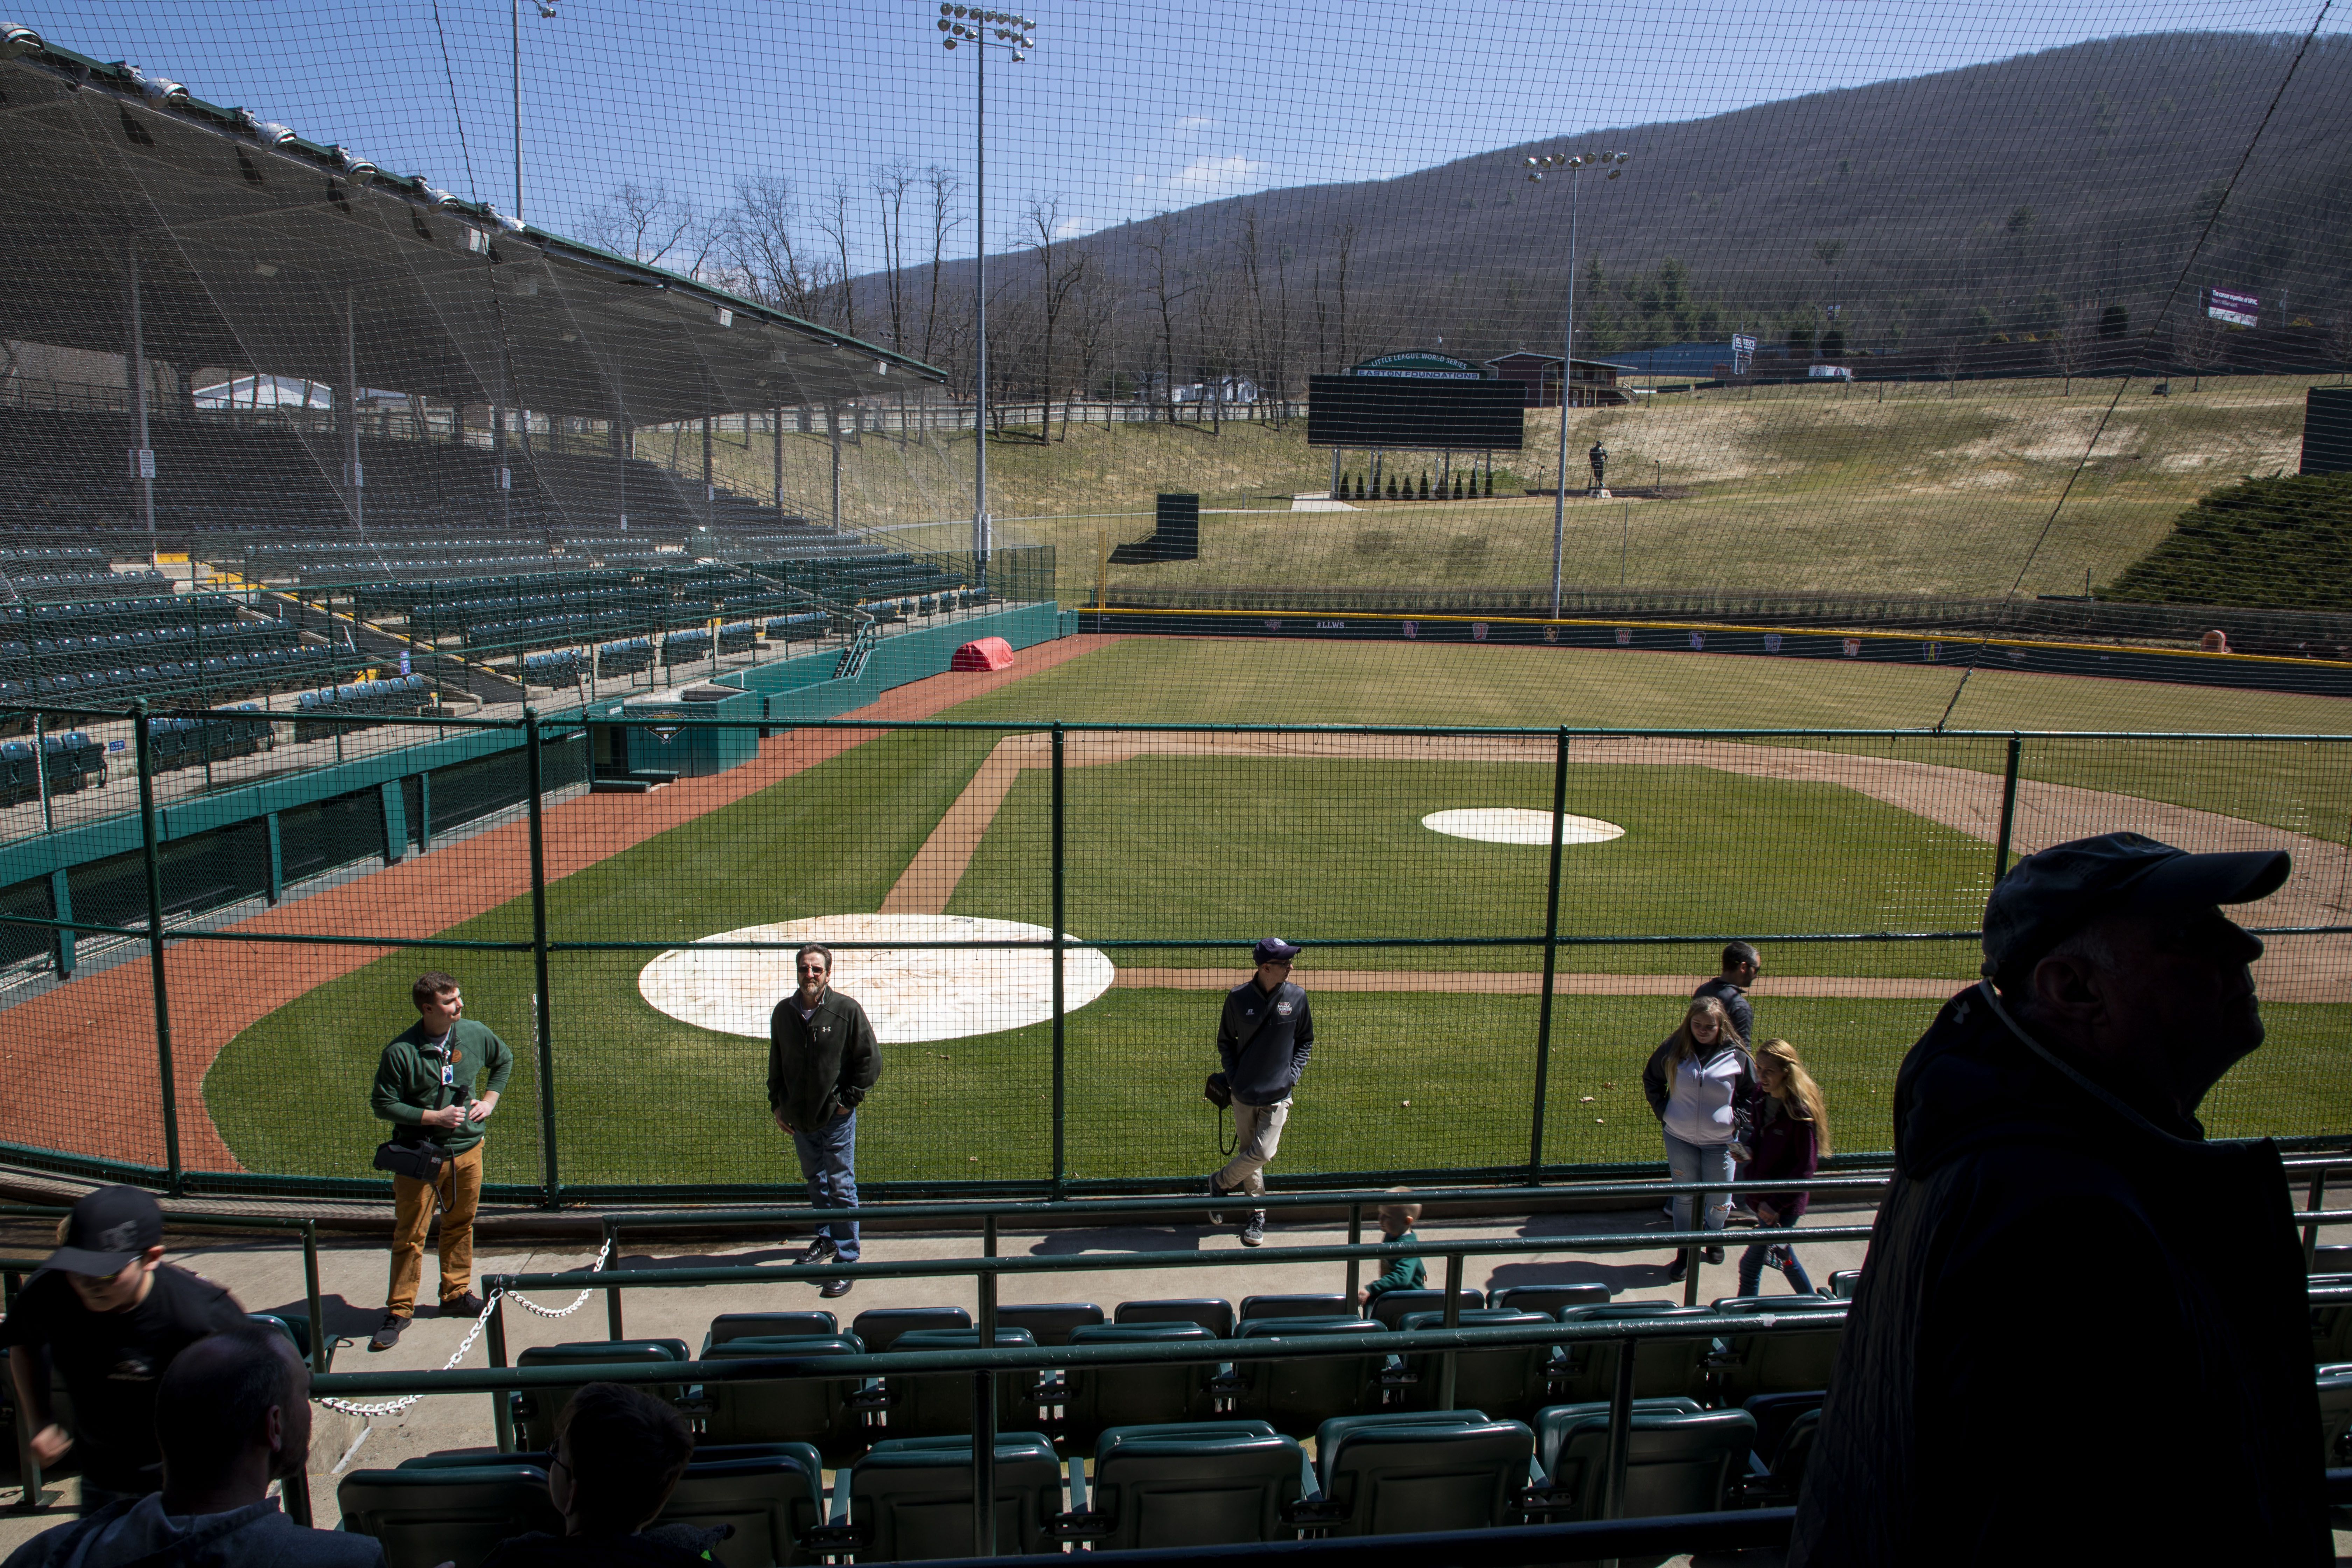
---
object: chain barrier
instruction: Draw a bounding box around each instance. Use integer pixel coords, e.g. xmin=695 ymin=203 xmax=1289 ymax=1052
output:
xmin=315 ymin=1236 xmax=612 ymax=1418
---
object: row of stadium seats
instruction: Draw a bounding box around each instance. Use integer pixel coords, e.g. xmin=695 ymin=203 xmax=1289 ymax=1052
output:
xmin=0 ymin=731 xmax=106 ymax=804
xmin=519 ymin=649 xmax=581 ymax=686
xmin=0 ymin=644 xmax=338 ymax=709
xmin=2 ymin=567 xmax=173 ymax=600
xmin=0 ymin=593 xmax=246 ymax=636
xmin=661 ymin=623 xmax=760 ymax=665
xmin=596 ymin=637 xmax=656 ymax=677
xmin=290 ymin=674 xmax=431 ymax=741
xmin=0 ymin=546 xmax=111 ymax=569
xmin=764 ymin=613 xmax=828 ymax=642
xmin=0 ymin=619 xmax=302 ymax=680
xmin=341 ymin=1402 xmax=1758 ymax=1567
xmin=142 ymin=706 xmax=274 ymax=775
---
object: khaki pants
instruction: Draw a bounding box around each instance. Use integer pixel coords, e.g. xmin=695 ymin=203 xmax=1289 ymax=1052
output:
xmin=1216 ymin=1099 xmax=1291 ymax=1201
xmin=388 ymin=1142 xmax=483 ymax=1317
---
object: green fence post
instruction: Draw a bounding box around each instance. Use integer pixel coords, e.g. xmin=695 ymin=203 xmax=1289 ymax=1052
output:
xmin=1050 ymin=722 xmax=1067 ymax=1199
xmin=524 ymin=708 xmax=559 ymax=1208
xmin=132 ymin=700 xmax=184 ymax=1196
xmin=1993 ymin=734 xmax=2023 ymax=884
xmin=1528 ymin=728 xmax=1569 ymax=1181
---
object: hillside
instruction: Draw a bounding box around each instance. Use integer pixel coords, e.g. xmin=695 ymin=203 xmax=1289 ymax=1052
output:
xmin=847 ymin=32 xmax=2352 ymax=383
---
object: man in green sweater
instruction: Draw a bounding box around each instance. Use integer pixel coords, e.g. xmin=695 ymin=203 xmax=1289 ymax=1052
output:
xmin=368 ymin=971 xmax=513 ymax=1352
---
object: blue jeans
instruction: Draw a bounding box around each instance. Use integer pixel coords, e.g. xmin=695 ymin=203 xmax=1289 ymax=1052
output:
xmin=1662 ymin=1132 xmax=1734 ymax=1235
xmin=1738 ymin=1207 xmax=1814 ymax=1296
xmin=791 ymin=1110 xmax=860 ymax=1262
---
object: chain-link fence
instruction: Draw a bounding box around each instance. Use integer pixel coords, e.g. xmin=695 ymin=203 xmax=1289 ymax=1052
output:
xmin=1 ymin=706 xmax=2344 ymax=1201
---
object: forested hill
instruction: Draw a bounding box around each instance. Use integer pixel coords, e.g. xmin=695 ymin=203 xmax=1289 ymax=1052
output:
xmin=875 ymin=31 xmax=2352 ymax=371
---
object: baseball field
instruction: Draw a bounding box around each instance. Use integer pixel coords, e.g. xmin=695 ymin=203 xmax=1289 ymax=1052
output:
xmin=196 ymin=634 xmax=2352 ymax=1191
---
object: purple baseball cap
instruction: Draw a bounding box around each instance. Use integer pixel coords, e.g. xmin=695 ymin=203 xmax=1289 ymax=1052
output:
xmin=1253 ymin=937 xmax=1303 ymax=964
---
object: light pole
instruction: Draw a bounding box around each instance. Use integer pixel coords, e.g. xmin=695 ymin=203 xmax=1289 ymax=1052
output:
xmin=1521 ymin=147 xmax=1630 ymax=616
xmin=935 ymin=2 xmax=1035 ymax=565
xmin=513 ymin=0 xmax=559 ymax=221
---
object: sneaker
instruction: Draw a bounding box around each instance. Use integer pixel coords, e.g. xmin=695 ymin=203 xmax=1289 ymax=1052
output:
xmin=1703 ymin=1245 xmax=1726 ymax=1266
xmin=795 ymin=1237 xmax=839 ymax=1268
xmin=442 ymin=1292 xmax=485 ymax=1319
xmin=1206 ymin=1176 xmax=1232 ymax=1227
xmin=368 ymin=1313 xmax=407 ymax=1353
xmin=819 ymin=1277 xmax=854 ymax=1299
xmin=1240 ymin=1213 xmax=1265 ymax=1247
xmin=1666 ymin=1252 xmax=1688 ymax=1282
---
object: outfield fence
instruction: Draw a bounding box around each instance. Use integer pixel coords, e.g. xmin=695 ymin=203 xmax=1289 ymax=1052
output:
xmin=0 ymin=705 xmax=2346 ymax=1203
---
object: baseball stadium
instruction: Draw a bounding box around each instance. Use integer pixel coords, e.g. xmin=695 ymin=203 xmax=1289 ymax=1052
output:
xmin=1 ymin=0 xmax=2351 ymax=1560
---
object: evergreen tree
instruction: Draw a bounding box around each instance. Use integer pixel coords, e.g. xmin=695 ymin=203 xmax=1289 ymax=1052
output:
xmin=1418 ymin=470 xmax=1430 ymax=499
xmin=1386 ymin=472 xmax=1398 ymax=499
xmin=2100 ymin=304 xmax=2131 ymax=340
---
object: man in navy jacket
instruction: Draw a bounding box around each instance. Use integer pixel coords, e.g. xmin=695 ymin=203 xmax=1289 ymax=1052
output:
xmin=1208 ymin=938 xmax=1314 ymax=1247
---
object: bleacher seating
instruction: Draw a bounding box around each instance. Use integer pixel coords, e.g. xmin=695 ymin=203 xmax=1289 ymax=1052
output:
xmin=1294 ymin=1410 xmax=1538 ymax=1536
xmin=519 ymin=649 xmax=582 ymax=687
xmin=292 ymin=673 xmax=430 ymax=740
xmin=510 ymin=1339 xmax=691 ymax=1452
xmin=841 ymin=1433 xmax=1067 ymax=1559
xmin=0 ymin=731 xmax=105 ymax=804
xmin=144 ymin=705 xmax=274 ymax=777
xmin=597 ymin=637 xmax=655 ymax=678
xmin=1527 ymin=1399 xmax=1756 ymax=1521
xmin=1064 ymin=1420 xmax=1307 ymax=1549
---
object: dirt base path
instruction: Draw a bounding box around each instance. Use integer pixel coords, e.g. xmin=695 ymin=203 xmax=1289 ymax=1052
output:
xmin=886 ymin=730 xmax=2350 ymax=1003
xmin=0 ymin=635 xmax=1124 ymax=1173
xmin=1114 ymin=968 xmax=1966 ymax=999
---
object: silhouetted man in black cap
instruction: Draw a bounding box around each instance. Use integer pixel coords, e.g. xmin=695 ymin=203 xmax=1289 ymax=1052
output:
xmin=1792 ymin=832 xmax=2325 ymax=1564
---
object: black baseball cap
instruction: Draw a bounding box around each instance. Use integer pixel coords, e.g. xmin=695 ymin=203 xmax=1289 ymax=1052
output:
xmin=1253 ymin=937 xmax=1303 ymax=964
xmin=46 ymin=1185 xmax=164 ymax=1277
xmin=1983 ymin=831 xmax=2289 ymax=985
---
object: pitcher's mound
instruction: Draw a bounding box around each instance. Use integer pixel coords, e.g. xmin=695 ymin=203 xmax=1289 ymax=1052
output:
xmin=1422 ymin=808 xmax=1625 ymax=845
xmin=637 ymin=913 xmax=1116 ymax=1043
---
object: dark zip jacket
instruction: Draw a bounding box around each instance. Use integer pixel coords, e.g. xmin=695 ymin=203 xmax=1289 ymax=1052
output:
xmin=1789 ymin=982 xmax=2326 ymax=1566
xmin=1217 ymin=979 xmax=1313 ymax=1107
xmin=767 ymin=988 xmax=881 ymax=1130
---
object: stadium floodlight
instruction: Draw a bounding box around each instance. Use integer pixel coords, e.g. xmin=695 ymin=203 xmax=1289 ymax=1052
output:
xmin=512 ymin=0 xmax=564 ymax=221
xmin=2 ymin=22 xmax=44 ymax=57
xmin=257 ymin=121 xmax=299 ymax=146
xmin=1509 ymin=140 xmax=1637 ymax=617
xmin=922 ymin=4 xmax=1040 ymax=564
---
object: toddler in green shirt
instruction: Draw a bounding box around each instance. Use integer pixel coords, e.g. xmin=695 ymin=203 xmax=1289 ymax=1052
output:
xmin=1358 ymin=1190 xmax=1425 ymax=1310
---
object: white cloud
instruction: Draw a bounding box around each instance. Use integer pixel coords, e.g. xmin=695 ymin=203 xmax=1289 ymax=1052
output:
xmin=1176 ymin=114 xmax=1216 ymax=131
xmin=1160 ymin=153 xmax=1268 ymax=197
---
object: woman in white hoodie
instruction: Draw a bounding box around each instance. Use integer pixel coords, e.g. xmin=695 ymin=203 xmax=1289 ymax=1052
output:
xmin=1641 ymin=994 xmax=1762 ymax=1282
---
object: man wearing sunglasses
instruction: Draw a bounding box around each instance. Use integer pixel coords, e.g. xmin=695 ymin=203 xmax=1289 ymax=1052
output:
xmin=0 ymin=1186 xmax=247 ymax=1514
xmin=770 ymin=944 xmax=881 ymax=1299
xmin=1208 ymin=938 xmax=1315 ymax=1247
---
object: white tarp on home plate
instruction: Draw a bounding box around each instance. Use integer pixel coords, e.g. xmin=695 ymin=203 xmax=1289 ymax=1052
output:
xmin=637 ymin=913 xmax=1117 ymax=1043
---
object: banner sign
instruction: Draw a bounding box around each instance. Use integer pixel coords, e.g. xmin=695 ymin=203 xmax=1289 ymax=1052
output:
xmin=2206 ymin=287 xmax=2259 ymax=327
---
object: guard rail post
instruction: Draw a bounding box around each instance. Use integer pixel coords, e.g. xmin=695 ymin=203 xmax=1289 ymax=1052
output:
xmin=1528 ymin=727 xmax=1569 ymax=1180
xmin=1050 ymin=722 xmax=1067 ymax=1199
xmin=1681 ymin=1199 xmax=1704 ymax=1308
xmin=1438 ymin=1252 xmax=1464 ymax=1411
xmin=1344 ymin=1203 xmax=1363 ymax=1304
xmin=524 ymin=708 xmax=559 ymax=1208
xmin=2308 ymin=1168 xmax=2331 ymax=1270
xmin=133 ymin=699 xmax=184 ymax=1195
xmin=1598 ymin=1331 xmax=1639 ymax=1559
xmin=488 ymin=1288 xmax=514 ymax=1454
xmin=302 ymin=1221 xmax=327 ymax=1373
xmin=1993 ymin=734 xmax=2022 ymax=883
xmin=604 ymin=1215 xmax=625 ymax=1339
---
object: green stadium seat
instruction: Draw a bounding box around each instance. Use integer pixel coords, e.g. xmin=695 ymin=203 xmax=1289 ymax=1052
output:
xmin=1062 ymin=1420 xmax=1308 ymax=1548
xmin=653 ymin=1450 xmax=828 ymax=1568
xmin=697 ymin=1335 xmax=870 ymax=1462
xmin=1550 ymin=1305 xmax=1718 ymax=1404
xmin=702 ymin=1311 xmax=839 ymax=1351
xmin=1057 ymin=1322 xmax=1219 ymax=1444
xmin=508 ymin=1339 xmax=691 ymax=1452
xmin=2311 ymin=1277 xmax=2352 ymax=1364
xmin=1490 ymin=1283 xmax=1612 ymax=1315
xmin=1294 ymin=1410 xmax=1535 ymax=1535
xmin=1706 ymin=1295 xmax=1847 ymax=1402
xmin=1734 ymin=1393 xmax=1825 ymax=1505
xmin=878 ymin=1329 xmax=1040 ymax=1441
xmin=997 ymin=1302 xmax=1105 ymax=1346
xmin=2319 ymin=1364 xmax=2352 ymax=1469
xmin=1114 ymin=1297 xmax=1234 ymax=1338
xmin=840 ymin=1432 xmax=1063 ymax=1560
xmin=1394 ymin=1309 xmax=1560 ymax=1418
xmin=1239 ymin=1293 xmax=1353 ymax=1324
xmin=1230 ymin=1317 xmax=1386 ymax=1435
xmin=851 ymin=1306 xmax=971 ymax=1353
xmin=1365 ymin=1288 xmax=1484 ymax=1330
xmin=1527 ymin=1400 xmax=1755 ymax=1521
xmin=336 ymin=1465 xmax=562 ymax=1568
xmin=1828 ymin=1269 xmax=1862 ymax=1298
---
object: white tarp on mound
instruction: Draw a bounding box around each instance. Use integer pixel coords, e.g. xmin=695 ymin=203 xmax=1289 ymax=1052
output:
xmin=637 ymin=913 xmax=1116 ymax=1043
xmin=1421 ymin=808 xmax=1625 ymax=845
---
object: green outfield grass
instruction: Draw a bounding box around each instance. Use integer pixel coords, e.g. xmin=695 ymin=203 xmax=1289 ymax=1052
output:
xmin=205 ymin=630 xmax=2352 ymax=1183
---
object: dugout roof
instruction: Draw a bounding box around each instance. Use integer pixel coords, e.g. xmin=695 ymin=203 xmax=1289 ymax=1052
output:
xmin=0 ymin=35 xmax=942 ymax=423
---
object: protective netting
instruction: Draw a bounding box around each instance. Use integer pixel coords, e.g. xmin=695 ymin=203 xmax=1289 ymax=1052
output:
xmin=1 ymin=1 xmax=2350 ymax=1194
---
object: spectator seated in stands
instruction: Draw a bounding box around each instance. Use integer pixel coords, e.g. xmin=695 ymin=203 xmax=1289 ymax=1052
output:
xmin=0 ymin=1323 xmax=384 ymax=1568
xmin=1357 ymin=1190 xmax=1425 ymax=1311
xmin=479 ymin=1382 xmax=721 ymax=1567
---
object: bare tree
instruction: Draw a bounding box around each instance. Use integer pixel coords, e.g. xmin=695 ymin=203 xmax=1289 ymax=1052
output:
xmin=921 ymin=165 xmax=965 ymax=366
xmin=715 ymin=175 xmax=835 ymax=321
xmin=1329 ymin=222 xmax=1357 ymax=371
xmin=2046 ymin=305 xmax=2091 ymax=395
xmin=1023 ymin=196 xmax=1090 ymax=440
xmin=1272 ymin=236 xmax=1295 ymax=419
xmin=813 ymin=181 xmax=859 ymax=336
xmin=1132 ymin=214 xmax=1191 ymax=422
xmin=1233 ymin=207 xmax=1270 ymax=421
xmin=582 ymin=182 xmax=704 ymax=270
xmin=872 ymin=158 xmax=916 ymax=352
xmin=1067 ymin=250 xmax=1118 ymax=435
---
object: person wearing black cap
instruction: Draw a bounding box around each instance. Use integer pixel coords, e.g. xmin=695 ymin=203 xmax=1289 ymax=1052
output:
xmin=1790 ymin=832 xmax=2325 ymax=1564
xmin=1207 ymin=938 xmax=1313 ymax=1247
xmin=0 ymin=1186 xmax=247 ymax=1514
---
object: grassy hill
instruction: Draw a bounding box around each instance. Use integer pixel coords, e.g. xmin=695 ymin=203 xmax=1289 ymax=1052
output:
xmin=2107 ymin=473 xmax=2352 ymax=608
xmin=695 ymin=373 xmax=2317 ymax=603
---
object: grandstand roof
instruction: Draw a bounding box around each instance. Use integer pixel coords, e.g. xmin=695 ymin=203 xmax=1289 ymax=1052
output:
xmin=0 ymin=35 xmax=943 ymax=424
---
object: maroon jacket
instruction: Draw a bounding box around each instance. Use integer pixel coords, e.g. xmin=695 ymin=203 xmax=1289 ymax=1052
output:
xmin=1740 ymin=1096 xmax=1820 ymax=1218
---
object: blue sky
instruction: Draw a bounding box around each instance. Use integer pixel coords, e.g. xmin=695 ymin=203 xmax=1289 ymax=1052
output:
xmin=23 ymin=0 xmax=2340 ymax=263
